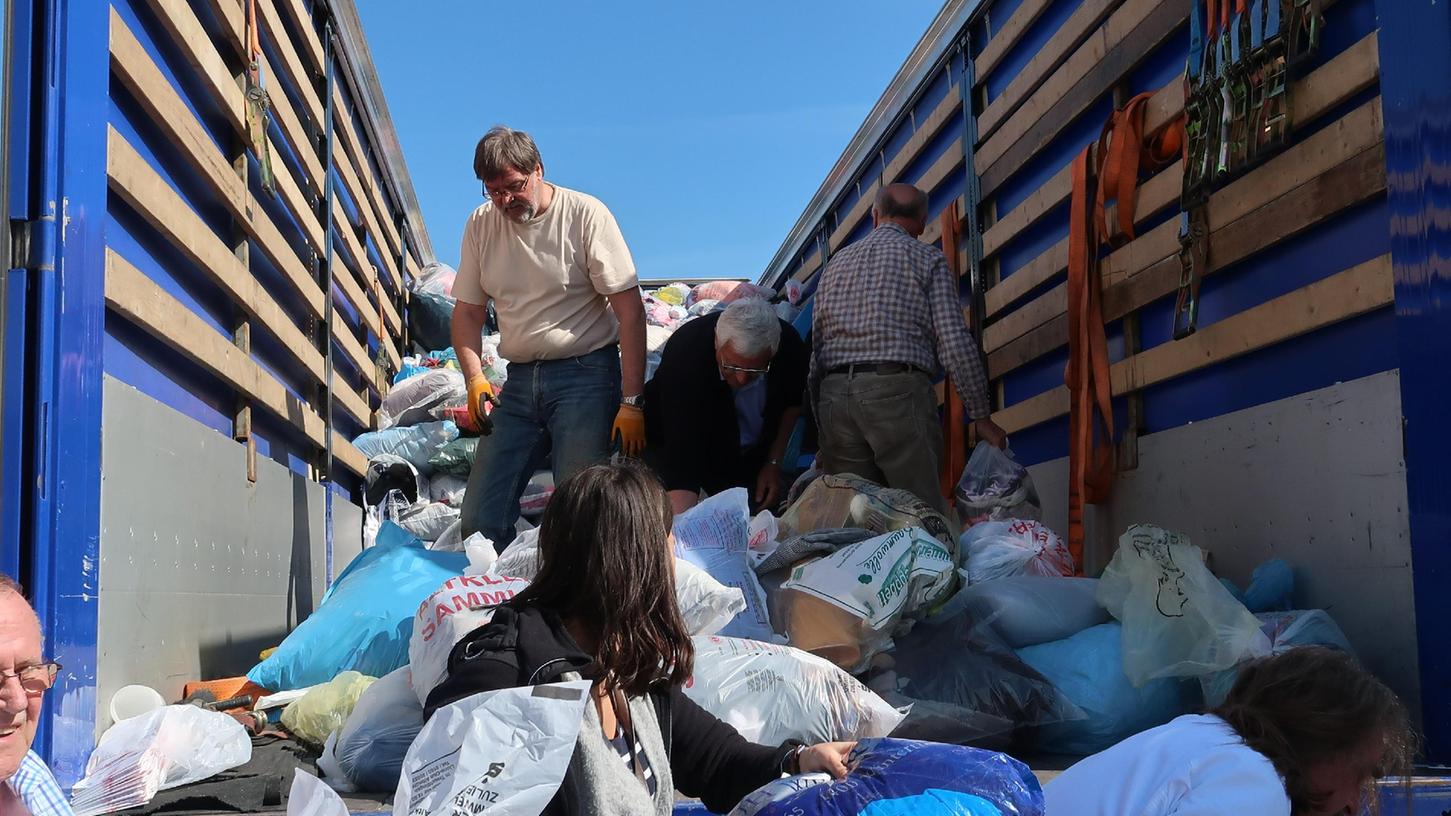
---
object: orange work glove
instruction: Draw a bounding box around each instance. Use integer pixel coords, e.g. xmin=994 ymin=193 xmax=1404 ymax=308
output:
xmin=466 ymin=374 xmax=496 ymax=433
xmin=612 ymin=404 xmax=645 ymax=457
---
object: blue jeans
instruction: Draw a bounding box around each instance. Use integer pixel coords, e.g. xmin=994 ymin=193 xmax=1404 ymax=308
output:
xmin=460 ymin=344 xmax=621 ymax=550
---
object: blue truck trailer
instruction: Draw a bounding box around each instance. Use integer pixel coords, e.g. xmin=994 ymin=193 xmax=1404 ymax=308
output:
xmin=759 ymin=0 xmax=1451 ymax=772
xmin=2 ymin=0 xmax=429 ymax=785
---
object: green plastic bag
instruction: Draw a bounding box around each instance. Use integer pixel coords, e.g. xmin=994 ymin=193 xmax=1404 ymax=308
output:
xmin=281 ymin=671 xmax=377 ymax=747
xmin=428 ymin=437 xmax=478 ymax=478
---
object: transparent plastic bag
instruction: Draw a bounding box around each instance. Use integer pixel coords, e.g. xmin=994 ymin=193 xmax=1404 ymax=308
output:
xmin=728 ymin=738 xmax=1045 ymax=816
xmin=1199 ymin=609 xmax=1354 ymax=707
xmin=281 ymin=671 xmax=377 ymax=747
xmin=930 ymin=575 xmax=1109 ymax=649
xmin=70 ymin=706 xmax=253 ymax=816
xmin=960 ymin=520 xmax=1073 ymax=583
xmin=427 ymin=437 xmax=477 ymax=479
xmin=365 ymin=455 xmax=428 ymax=507
xmin=673 ymin=489 xmax=777 ymax=643
xmin=379 ymin=370 xmax=466 ymax=431
xmin=332 ymin=666 xmax=425 ymax=791
xmin=955 ymin=443 xmax=1041 ymax=526
xmin=429 ymin=474 xmax=469 ymax=507
xmin=412 ymin=262 xmax=457 ymax=299
xmin=778 ymin=474 xmax=958 ymax=550
xmin=353 ymin=421 xmax=458 ymax=475
xmin=686 ymin=636 xmax=903 ymax=746
xmin=779 ymin=527 xmax=956 ymax=673
xmin=867 ymin=606 xmax=1083 ymax=748
xmin=1097 ymin=525 xmax=1270 ymax=687
xmin=396 ymin=501 xmax=460 ymax=542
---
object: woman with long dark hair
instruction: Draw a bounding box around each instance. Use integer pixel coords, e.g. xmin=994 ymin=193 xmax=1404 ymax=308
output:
xmin=426 ymin=461 xmax=854 ymax=815
xmin=1046 ymin=646 xmax=1415 ymax=815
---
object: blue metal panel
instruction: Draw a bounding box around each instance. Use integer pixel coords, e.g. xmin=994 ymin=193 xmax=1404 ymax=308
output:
xmin=1375 ymin=0 xmax=1451 ymax=764
xmin=1127 ymin=28 xmax=1187 ymax=98
xmin=32 ymin=0 xmax=109 ymax=786
xmin=901 ymin=118 xmax=962 ymax=188
xmin=996 ymin=202 xmax=1067 ymax=281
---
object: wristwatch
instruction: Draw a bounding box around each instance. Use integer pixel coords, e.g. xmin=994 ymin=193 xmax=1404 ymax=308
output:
xmin=621 ymin=394 xmax=643 ymax=408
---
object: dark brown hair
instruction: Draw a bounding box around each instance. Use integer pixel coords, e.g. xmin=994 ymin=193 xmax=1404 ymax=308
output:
xmin=1212 ymin=646 xmax=1415 ymax=814
xmin=515 ymin=461 xmax=693 ymax=697
xmin=473 ymin=125 xmax=542 ymax=181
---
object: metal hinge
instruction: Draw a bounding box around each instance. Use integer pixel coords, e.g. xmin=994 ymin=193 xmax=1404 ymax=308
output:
xmin=8 ymin=216 xmax=56 ymax=273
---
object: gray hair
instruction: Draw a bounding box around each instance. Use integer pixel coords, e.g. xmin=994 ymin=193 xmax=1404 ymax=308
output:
xmin=474 ymin=126 xmax=542 ymax=181
xmin=715 ymin=299 xmax=781 ymax=359
xmin=0 ymin=574 xmax=42 ymax=638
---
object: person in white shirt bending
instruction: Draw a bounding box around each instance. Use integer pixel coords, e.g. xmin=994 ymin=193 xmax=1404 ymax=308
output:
xmin=1047 ymin=647 xmax=1414 ymax=816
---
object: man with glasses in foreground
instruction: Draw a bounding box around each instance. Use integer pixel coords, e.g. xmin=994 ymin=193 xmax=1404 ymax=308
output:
xmin=452 ymin=126 xmax=647 ymax=550
xmin=810 ymin=183 xmax=1007 ymax=517
xmin=0 ymin=576 xmax=69 ymax=816
xmin=644 ymin=299 xmax=807 ymax=514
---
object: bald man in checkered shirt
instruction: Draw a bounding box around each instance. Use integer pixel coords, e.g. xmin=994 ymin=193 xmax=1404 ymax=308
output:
xmin=809 ymin=183 xmax=1007 ymax=516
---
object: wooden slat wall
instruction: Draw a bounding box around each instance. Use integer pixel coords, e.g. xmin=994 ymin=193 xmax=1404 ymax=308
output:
xmin=969 ymin=0 xmax=1388 ymax=441
xmin=103 ymin=0 xmax=427 ymax=482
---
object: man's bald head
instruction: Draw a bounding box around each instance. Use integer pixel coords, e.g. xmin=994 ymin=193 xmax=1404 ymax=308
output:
xmin=873 ymin=183 xmax=929 ymax=236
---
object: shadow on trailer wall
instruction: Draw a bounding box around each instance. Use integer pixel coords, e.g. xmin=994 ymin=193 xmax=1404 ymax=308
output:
xmin=2 ymin=0 xmax=434 ymax=785
xmin=759 ymin=0 xmax=1451 ymax=766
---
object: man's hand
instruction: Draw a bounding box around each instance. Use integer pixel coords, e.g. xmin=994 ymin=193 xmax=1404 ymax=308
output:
xmin=796 ymin=742 xmax=856 ymax=779
xmin=974 ymin=417 xmax=1009 ymax=449
xmin=466 ymin=374 xmax=496 ymax=433
xmin=754 ymin=462 xmax=784 ymax=512
xmin=612 ymin=404 xmax=645 ymax=457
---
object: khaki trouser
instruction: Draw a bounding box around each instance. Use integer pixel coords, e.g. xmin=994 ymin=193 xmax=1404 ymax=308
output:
xmin=814 ymin=368 xmax=948 ymax=517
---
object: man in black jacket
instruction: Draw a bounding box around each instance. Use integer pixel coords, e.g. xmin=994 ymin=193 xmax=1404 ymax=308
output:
xmin=643 ymin=299 xmax=808 ymax=514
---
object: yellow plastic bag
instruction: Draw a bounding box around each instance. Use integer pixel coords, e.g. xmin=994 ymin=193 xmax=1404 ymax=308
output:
xmin=281 ymin=671 xmax=377 ymax=747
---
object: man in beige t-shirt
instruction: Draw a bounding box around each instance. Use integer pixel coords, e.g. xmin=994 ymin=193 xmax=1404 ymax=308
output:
xmin=451 ymin=126 xmax=647 ymax=548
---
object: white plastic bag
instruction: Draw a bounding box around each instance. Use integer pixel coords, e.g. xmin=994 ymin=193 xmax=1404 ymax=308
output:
xmin=1097 ymin=525 xmax=1270 ymax=687
xmin=397 ymin=501 xmax=461 ymax=542
xmin=686 ymin=636 xmax=903 ymax=745
xmin=394 ymin=681 xmax=591 ymax=816
xmin=69 ymin=705 xmax=253 ymax=816
xmin=954 ymin=442 xmax=1041 ymax=526
xmin=960 ymin=520 xmax=1073 ymax=583
xmin=409 ymin=573 xmax=531 ymax=705
xmin=488 ymin=527 xmax=541 ymax=580
xmin=673 ymin=489 xmax=778 ymax=643
xmin=779 ymin=527 xmax=955 ymax=673
xmin=332 ymin=667 xmax=426 ymax=792
xmin=429 ymin=475 xmax=469 ymax=507
xmin=288 ymin=769 xmax=350 ymax=816
xmin=380 ymin=370 xmax=467 ymax=430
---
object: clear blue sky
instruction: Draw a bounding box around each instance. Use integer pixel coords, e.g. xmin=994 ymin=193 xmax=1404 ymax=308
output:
xmin=357 ymin=1 xmax=943 ymax=282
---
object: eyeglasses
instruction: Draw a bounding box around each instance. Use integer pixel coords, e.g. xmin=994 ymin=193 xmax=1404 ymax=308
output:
xmin=720 ymin=361 xmax=771 ymax=377
xmin=482 ymin=173 xmax=531 ymax=202
xmin=0 ymin=662 xmax=61 ymax=697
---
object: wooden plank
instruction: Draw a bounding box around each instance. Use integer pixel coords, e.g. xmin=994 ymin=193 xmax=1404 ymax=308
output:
xmin=882 ymin=86 xmax=964 ymax=184
xmin=328 ymin=202 xmax=383 ymax=335
xmin=109 ymin=9 xmax=326 ymax=324
xmin=255 ymin=0 xmax=325 ymax=130
xmin=980 ymin=35 xmax=1381 ymax=316
xmin=331 ymin=136 xmax=401 ymax=287
xmin=138 ymin=0 xmax=245 ymax=132
xmin=275 ymin=0 xmax=325 ymax=80
xmin=262 ymin=53 xmax=326 ymax=194
xmin=974 ymin=0 xmax=1057 ymax=82
xmin=917 ymin=138 xmax=966 ymax=196
xmin=992 ymin=254 xmax=1393 ymax=432
xmin=988 ymin=140 xmax=1388 ymax=377
xmin=791 ymin=250 xmax=821 ymax=283
xmin=977 ymin=0 xmax=1123 ymax=143
xmin=977 ymin=0 xmax=1186 ymax=196
xmin=106 ymin=128 xmax=371 ymax=420
xmin=332 ymin=88 xmax=405 ymax=259
xmin=829 ymin=183 xmax=879 ymax=253
xmin=106 ymin=248 xmax=369 ymax=476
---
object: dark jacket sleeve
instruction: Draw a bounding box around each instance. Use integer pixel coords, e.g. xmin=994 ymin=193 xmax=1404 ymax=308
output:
xmin=422 ymin=609 xmax=523 ymax=718
xmin=667 ymin=687 xmax=800 ymax=814
xmin=646 ymin=320 xmax=725 ymax=492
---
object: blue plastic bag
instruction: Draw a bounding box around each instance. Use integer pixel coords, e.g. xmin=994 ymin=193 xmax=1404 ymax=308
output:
xmin=1199 ymin=610 xmax=1354 ymax=707
xmin=1016 ymin=623 xmax=1197 ymax=756
xmin=352 ymin=421 xmax=458 ymax=474
xmin=730 ymin=739 xmax=1044 ymax=816
xmin=248 ymin=523 xmax=467 ymax=691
